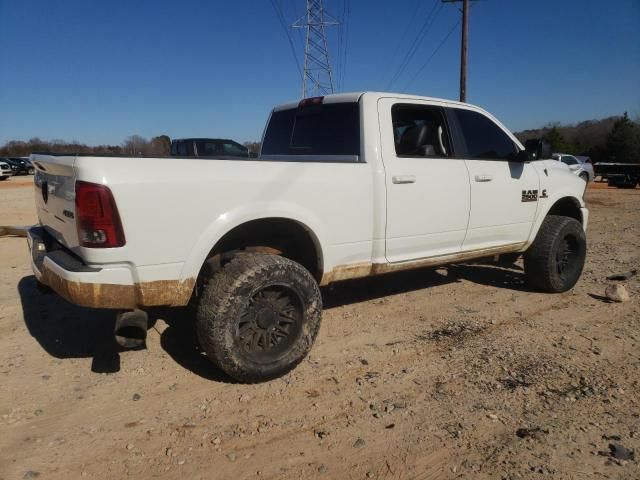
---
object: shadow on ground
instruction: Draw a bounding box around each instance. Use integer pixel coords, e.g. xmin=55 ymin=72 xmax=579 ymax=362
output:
xmin=152 ymin=306 xmax=234 ymax=382
xmin=322 ymin=261 xmax=529 ymax=309
xmin=17 ymin=261 xmax=529 ymax=379
xmin=18 ymin=275 xmax=121 ymax=373
xmin=17 ymin=275 xmax=232 ymax=381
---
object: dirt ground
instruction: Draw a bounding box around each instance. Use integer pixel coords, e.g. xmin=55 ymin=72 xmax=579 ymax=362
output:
xmin=0 ymin=175 xmax=638 ymax=480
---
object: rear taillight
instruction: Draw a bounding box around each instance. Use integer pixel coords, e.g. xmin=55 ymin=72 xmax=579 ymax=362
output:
xmin=75 ymin=181 xmax=125 ymax=248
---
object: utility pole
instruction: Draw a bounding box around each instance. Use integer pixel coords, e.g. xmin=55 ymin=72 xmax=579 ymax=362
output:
xmin=443 ymin=0 xmax=470 ymax=103
xmin=293 ymin=0 xmax=339 ymax=98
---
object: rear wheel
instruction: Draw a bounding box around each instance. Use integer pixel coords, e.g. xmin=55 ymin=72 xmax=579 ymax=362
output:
xmin=524 ymin=215 xmax=586 ymax=293
xmin=196 ymin=253 xmax=322 ymax=383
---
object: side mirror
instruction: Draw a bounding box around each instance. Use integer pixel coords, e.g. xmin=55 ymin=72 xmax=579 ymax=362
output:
xmin=523 ymin=139 xmax=552 ymax=161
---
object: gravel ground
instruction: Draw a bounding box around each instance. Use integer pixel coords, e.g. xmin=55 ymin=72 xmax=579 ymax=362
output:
xmin=0 ymin=175 xmax=638 ymax=480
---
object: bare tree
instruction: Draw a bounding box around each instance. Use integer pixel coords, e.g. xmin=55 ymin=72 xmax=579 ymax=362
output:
xmin=243 ymin=141 xmax=261 ymax=157
xmin=122 ymin=135 xmax=150 ymax=155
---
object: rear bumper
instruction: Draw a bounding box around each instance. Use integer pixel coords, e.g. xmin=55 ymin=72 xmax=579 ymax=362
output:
xmin=28 ymin=227 xmax=194 ymax=309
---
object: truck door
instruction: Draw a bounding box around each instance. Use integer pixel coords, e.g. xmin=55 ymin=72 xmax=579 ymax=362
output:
xmin=446 ymin=106 xmax=540 ymax=250
xmin=378 ymin=98 xmax=471 ymax=263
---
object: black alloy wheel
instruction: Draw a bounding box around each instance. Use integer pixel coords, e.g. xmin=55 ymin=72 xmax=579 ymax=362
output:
xmin=235 ymin=284 xmax=304 ymax=363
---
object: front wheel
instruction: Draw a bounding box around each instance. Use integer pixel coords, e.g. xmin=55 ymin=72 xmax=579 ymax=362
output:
xmin=579 ymin=172 xmax=589 ymax=182
xmin=196 ymin=253 xmax=322 ymax=383
xmin=524 ymin=215 xmax=586 ymax=293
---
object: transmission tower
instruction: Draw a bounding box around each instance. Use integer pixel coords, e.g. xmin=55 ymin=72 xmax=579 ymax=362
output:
xmin=293 ymin=0 xmax=339 ymax=98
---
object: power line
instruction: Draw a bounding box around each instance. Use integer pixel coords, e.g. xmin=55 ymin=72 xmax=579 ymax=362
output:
xmin=336 ymin=0 xmax=346 ymax=91
xmin=386 ymin=0 xmax=443 ymax=91
xmin=401 ymin=18 xmax=461 ymax=93
xmin=269 ymin=0 xmax=304 ymax=81
xmin=340 ymin=0 xmax=351 ymax=91
xmin=288 ymin=0 xmax=305 ymax=46
xmin=384 ymin=0 xmax=422 ymax=85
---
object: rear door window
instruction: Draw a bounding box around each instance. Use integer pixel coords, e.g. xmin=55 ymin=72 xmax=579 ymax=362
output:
xmin=261 ymin=102 xmax=360 ymax=158
xmin=452 ymin=108 xmax=517 ymax=161
xmin=391 ymin=104 xmax=451 ymax=158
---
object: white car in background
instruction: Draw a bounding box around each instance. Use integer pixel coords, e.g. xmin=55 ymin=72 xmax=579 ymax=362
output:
xmin=0 ymin=160 xmax=14 ymax=181
xmin=552 ymin=153 xmax=594 ymax=182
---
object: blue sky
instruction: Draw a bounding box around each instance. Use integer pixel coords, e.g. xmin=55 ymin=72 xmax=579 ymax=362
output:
xmin=1 ymin=0 xmax=638 ymax=145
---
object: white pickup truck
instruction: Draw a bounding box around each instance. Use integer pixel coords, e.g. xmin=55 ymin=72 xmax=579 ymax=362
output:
xmin=28 ymin=92 xmax=588 ymax=382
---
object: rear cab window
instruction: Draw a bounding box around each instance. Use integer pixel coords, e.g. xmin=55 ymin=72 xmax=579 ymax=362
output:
xmin=261 ymin=101 xmax=361 ymax=161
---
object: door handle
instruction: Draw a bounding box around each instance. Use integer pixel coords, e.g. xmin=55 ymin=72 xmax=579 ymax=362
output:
xmin=474 ymin=174 xmax=493 ymax=182
xmin=392 ymin=175 xmax=416 ymax=184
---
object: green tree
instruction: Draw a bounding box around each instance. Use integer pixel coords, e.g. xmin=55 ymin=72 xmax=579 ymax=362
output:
xmin=543 ymin=126 xmax=574 ymax=153
xmin=605 ymin=112 xmax=640 ymax=163
xmin=150 ymin=135 xmax=171 ymax=156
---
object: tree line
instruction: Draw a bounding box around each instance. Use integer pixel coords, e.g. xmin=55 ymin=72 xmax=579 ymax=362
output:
xmin=2 ymin=114 xmax=639 ymax=162
xmin=0 ymin=135 xmax=262 ymax=158
xmin=515 ymin=113 xmax=640 ymax=163
xmin=0 ymin=135 xmax=172 ymax=156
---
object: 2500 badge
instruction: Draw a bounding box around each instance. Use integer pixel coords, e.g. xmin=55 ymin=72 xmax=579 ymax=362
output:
xmin=521 ymin=189 xmax=548 ymax=202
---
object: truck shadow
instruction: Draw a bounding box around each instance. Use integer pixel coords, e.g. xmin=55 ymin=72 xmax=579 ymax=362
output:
xmin=151 ymin=307 xmax=234 ymax=383
xmin=322 ymin=261 xmax=529 ymax=309
xmin=17 ymin=275 xmax=122 ymax=374
xmin=18 ymin=262 xmax=528 ymax=380
xmin=17 ymin=275 xmax=234 ymax=382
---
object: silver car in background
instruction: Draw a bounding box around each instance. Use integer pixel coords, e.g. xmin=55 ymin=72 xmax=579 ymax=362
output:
xmin=552 ymin=153 xmax=594 ymax=182
xmin=0 ymin=161 xmax=14 ymax=181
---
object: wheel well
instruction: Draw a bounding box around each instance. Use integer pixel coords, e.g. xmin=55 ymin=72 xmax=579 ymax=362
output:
xmin=547 ymin=197 xmax=583 ymax=224
xmin=203 ymin=218 xmax=323 ymax=281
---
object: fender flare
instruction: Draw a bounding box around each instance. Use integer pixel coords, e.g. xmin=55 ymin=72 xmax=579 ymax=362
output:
xmin=178 ymin=202 xmax=328 ymax=282
xmin=525 ymin=191 xmax=585 ymax=247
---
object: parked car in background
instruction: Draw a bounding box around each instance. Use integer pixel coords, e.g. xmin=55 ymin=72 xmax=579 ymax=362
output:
xmin=170 ymin=138 xmax=250 ymax=158
xmin=0 ymin=160 xmax=13 ymax=180
xmin=16 ymin=157 xmax=35 ymax=174
xmin=2 ymin=157 xmax=35 ymax=175
xmin=552 ymin=153 xmax=594 ymax=182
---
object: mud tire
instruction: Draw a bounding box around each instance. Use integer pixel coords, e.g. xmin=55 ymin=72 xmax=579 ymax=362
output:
xmin=196 ymin=253 xmax=322 ymax=383
xmin=524 ymin=215 xmax=586 ymax=293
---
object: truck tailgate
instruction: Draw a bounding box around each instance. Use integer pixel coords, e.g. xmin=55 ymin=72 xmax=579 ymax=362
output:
xmin=31 ymin=154 xmax=79 ymax=249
